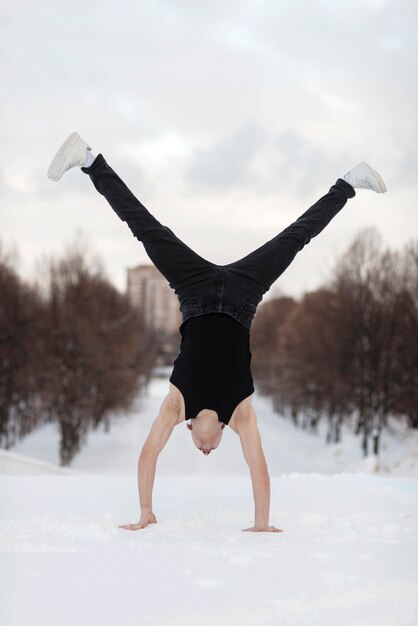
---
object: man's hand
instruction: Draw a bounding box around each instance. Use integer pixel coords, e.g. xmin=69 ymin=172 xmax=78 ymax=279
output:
xmin=118 ymin=510 xmax=157 ymax=531
xmin=242 ymin=525 xmax=283 ymax=532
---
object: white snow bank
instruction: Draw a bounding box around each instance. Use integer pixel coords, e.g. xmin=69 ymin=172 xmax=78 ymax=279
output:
xmin=0 ymin=448 xmax=81 ymax=475
xmin=1 ymin=474 xmax=417 ymax=626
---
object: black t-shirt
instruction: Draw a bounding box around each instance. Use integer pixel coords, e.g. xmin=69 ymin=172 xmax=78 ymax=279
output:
xmin=169 ymin=312 xmax=255 ymax=424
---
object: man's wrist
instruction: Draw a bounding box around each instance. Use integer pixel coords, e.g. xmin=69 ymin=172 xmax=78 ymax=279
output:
xmin=255 ymin=518 xmax=269 ymax=528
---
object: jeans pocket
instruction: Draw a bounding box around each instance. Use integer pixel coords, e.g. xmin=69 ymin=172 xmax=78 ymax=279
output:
xmin=239 ymin=302 xmax=257 ymax=314
xmin=238 ymin=302 xmax=257 ymax=327
xmin=180 ymin=296 xmax=202 ymax=314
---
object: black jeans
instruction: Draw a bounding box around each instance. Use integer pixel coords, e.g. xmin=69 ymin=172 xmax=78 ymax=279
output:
xmin=81 ymin=154 xmax=355 ymax=330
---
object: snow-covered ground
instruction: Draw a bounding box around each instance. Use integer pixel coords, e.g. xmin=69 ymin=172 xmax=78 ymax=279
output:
xmin=1 ymin=368 xmax=418 ymax=625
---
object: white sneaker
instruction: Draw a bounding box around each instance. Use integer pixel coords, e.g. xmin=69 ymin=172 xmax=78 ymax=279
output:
xmin=343 ymin=161 xmax=387 ymax=193
xmin=47 ymin=132 xmax=92 ymax=181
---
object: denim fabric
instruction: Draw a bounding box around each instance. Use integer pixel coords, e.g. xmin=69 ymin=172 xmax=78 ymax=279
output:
xmin=81 ymin=154 xmax=355 ymax=330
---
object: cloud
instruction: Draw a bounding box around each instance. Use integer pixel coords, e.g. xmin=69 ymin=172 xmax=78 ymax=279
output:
xmin=185 ymin=121 xmax=266 ymax=190
xmin=184 ymin=124 xmax=354 ymax=196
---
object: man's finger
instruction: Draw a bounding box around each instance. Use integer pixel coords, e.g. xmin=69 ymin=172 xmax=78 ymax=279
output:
xmin=119 ymin=524 xmax=140 ymax=530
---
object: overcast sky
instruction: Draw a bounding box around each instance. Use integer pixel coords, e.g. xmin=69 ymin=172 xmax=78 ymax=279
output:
xmin=1 ymin=0 xmax=417 ymax=300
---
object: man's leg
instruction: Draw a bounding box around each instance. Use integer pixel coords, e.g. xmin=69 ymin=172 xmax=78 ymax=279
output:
xmin=81 ymin=153 xmax=216 ymax=293
xmin=225 ymin=178 xmax=356 ymax=295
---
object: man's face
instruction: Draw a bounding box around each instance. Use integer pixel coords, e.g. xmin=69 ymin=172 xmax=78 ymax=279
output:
xmin=187 ymin=421 xmax=225 ymax=455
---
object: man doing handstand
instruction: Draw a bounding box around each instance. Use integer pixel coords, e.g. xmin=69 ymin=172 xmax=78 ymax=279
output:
xmin=47 ymin=132 xmax=387 ymax=532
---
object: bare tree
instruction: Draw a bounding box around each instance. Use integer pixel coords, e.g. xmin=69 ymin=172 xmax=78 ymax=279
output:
xmin=391 ymin=240 xmax=418 ymax=428
xmin=0 ymin=237 xmax=158 ymax=466
xmin=329 ymin=227 xmax=416 ymax=456
xmin=39 ymin=243 xmax=157 ymax=465
xmin=251 ymin=295 xmax=297 ymax=403
xmin=250 ymin=227 xmax=418 ymax=461
xmin=0 ymin=244 xmax=46 ymax=447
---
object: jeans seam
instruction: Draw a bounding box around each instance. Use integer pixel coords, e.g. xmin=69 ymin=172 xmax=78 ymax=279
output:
xmin=216 ymin=267 xmax=224 ymax=312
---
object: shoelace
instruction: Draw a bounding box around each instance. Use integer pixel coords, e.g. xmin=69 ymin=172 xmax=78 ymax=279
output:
xmin=350 ymin=176 xmax=375 ymax=190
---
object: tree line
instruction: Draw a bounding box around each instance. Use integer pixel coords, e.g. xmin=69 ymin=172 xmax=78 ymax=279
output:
xmin=0 ymin=239 xmax=158 ymax=465
xmin=251 ymin=227 xmax=418 ymax=458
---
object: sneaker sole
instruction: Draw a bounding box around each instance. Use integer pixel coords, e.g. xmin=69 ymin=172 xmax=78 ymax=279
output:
xmin=358 ymin=161 xmax=387 ymax=193
xmin=47 ymin=132 xmax=90 ymax=181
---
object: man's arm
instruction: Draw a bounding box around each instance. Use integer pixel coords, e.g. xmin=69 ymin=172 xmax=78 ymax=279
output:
xmin=119 ymin=394 xmax=180 ymax=531
xmin=235 ymin=407 xmax=283 ymax=533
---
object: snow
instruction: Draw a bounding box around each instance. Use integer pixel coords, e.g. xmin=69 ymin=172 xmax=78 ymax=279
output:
xmin=1 ymin=367 xmax=418 ymax=625
xmin=0 ymin=449 xmax=81 ymax=475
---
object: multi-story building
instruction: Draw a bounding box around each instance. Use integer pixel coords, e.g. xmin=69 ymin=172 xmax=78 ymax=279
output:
xmin=126 ymin=264 xmax=182 ymax=335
